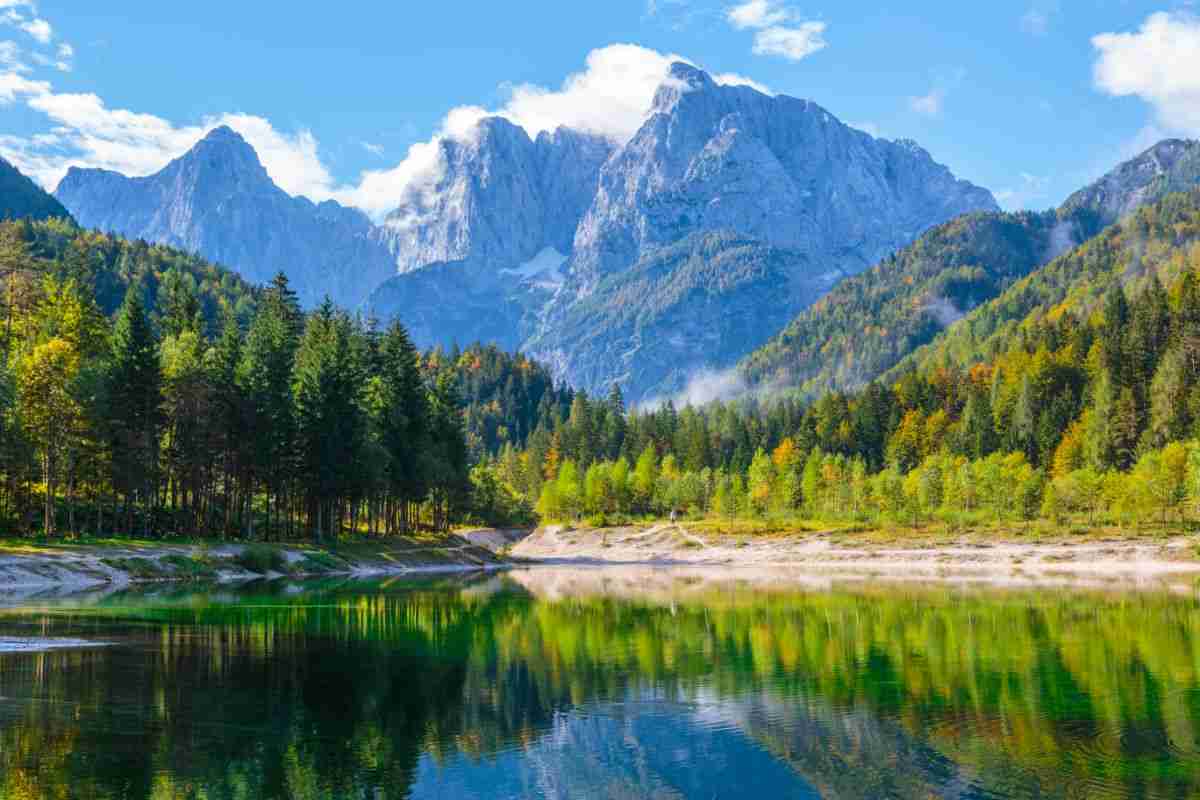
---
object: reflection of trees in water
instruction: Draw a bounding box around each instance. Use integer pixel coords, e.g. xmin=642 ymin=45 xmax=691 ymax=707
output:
xmin=0 ymin=582 xmax=498 ymax=800
xmin=0 ymin=577 xmax=1198 ymax=799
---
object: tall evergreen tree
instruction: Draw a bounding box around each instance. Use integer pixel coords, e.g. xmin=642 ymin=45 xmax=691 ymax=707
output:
xmin=106 ymin=286 xmax=162 ymax=533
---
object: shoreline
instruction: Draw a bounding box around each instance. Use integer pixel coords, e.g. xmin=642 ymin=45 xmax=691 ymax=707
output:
xmin=0 ymin=534 xmax=508 ymax=592
xmin=510 ymin=524 xmax=1200 ymax=585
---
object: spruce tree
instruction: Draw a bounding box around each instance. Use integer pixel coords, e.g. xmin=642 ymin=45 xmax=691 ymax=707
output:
xmin=107 ymin=286 xmax=162 ymax=534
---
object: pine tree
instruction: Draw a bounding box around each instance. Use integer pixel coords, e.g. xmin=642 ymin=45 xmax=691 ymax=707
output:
xmin=107 ymin=286 xmax=162 ymax=534
xmin=237 ymin=274 xmax=300 ymax=538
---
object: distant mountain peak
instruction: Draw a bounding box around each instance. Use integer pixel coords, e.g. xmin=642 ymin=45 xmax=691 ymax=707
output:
xmin=54 ymin=127 xmax=395 ymax=308
xmin=1061 ymin=138 xmax=1200 ymax=234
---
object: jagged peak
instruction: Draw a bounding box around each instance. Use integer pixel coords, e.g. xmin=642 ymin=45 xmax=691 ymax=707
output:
xmin=651 ymin=62 xmax=718 ymax=114
xmin=666 ymin=61 xmax=714 ymax=89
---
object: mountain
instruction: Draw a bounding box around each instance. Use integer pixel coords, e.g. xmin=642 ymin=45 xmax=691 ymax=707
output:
xmin=54 ymin=66 xmax=998 ymax=403
xmin=1059 ymin=138 xmax=1200 ymax=237
xmin=54 ymin=126 xmax=395 ymax=308
xmin=524 ymin=232 xmax=815 ymax=403
xmin=569 ymin=63 xmax=997 ymax=285
xmin=739 ymin=138 xmax=1200 ymax=398
xmin=521 ymin=63 xmax=997 ymax=402
xmin=377 ymin=119 xmax=614 ymax=276
xmin=0 ymin=156 xmax=72 ymax=222
xmin=894 ymin=185 xmax=1200 ymax=381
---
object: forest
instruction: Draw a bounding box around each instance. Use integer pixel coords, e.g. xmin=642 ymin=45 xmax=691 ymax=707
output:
xmin=10 ymin=187 xmax=1200 ymax=541
xmin=508 ymin=189 xmax=1200 ymax=533
xmin=0 ymin=218 xmax=563 ymax=540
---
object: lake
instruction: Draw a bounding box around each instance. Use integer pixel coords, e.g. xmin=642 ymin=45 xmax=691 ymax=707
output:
xmin=0 ymin=567 xmax=1198 ymax=799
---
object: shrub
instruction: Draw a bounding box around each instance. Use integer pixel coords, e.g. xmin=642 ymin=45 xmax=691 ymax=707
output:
xmin=235 ymin=544 xmax=287 ymax=574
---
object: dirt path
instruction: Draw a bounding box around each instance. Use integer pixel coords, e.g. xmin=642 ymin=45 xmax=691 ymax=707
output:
xmin=511 ymin=524 xmax=1200 ymax=584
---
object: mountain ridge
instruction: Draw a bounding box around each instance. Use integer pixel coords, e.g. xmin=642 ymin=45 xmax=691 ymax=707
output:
xmin=738 ymin=138 xmax=1200 ymax=399
xmin=55 ymin=125 xmax=396 ymax=308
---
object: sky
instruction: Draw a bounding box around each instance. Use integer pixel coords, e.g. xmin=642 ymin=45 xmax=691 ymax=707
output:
xmin=0 ymin=1 xmax=1198 ymax=216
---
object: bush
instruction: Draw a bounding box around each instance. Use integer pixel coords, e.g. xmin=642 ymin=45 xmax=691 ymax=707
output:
xmin=235 ymin=544 xmax=287 ymax=574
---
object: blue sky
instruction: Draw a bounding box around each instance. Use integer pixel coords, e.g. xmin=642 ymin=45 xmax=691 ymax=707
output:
xmin=1 ymin=1 xmax=1198 ymax=215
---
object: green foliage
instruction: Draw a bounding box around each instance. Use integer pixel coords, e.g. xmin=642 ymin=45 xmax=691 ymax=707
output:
xmin=234 ymin=544 xmax=287 ymax=574
xmin=741 ymin=211 xmax=1055 ymax=397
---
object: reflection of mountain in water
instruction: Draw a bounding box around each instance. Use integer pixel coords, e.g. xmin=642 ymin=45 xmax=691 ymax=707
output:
xmin=415 ymin=699 xmax=820 ymax=799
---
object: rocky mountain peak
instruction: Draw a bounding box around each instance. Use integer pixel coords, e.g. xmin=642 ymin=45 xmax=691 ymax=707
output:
xmin=651 ymin=62 xmax=717 ymax=113
xmin=1061 ymin=138 xmax=1200 ymax=232
xmin=163 ymin=124 xmax=272 ymax=191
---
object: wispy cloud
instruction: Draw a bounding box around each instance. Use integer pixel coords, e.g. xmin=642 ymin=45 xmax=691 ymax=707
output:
xmin=1 ymin=4 xmax=51 ymax=45
xmin=727 ymin=0 xmax=790 ymax=29
xmin=909 ymin=88 xmax=945 ymax=116
xmin=908 ymin=68 xmax=965 ymax=118
xmin=994 ymin=172 xmax=1051 ymax=210
xmin=725 ymin=0 xmax=827 ymax=62
xmin=360 ymin=140 xmax=385 ymax=157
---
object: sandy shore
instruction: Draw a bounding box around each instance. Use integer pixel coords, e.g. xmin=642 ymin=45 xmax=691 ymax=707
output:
xmin=510 ymin=524 xmax=1200 ymax=586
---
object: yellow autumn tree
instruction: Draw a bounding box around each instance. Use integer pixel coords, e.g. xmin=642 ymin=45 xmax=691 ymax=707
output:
xmin=17 ymin=337 xmax=82 ymax=536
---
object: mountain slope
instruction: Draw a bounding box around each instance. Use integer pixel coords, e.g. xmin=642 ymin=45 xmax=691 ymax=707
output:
xmin=376 ymin=119 xmax=613 ymax=276
xmin=569 ymin=63 xmax=997 ymax=285
xmin=54 ymin=126 xmax=395 ymax=308
xmin=524 ymin=63 xmax=997 ymax=401
xmin=8 ymin=216 xmax=257 ymax=328
xmin=739 ymin=138 xmax=1200 ymax=398
xmin=894 ymin=187 xmax=1200 ymax=379
xmin=527 ymin=232 xmax=815 ymax=403
xmin=0 ymin=156 xmax=72 ymax=222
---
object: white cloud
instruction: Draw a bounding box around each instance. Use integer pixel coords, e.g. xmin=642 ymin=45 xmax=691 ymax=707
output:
xmin=752 ymin=22 xmax=826 ymax=61
xmin=909 ymin=88 xmax=945 ymax=116
xmin=0 ymin=40 xmax=772 ymax=221
xmin=360 ymin=140 xmax=384 ymax=157
xmin=0 ymin=69 xmax=45 ymax=103
xmin=337 ymin=44 xmax=768 ymax=218
xmin=1 ymin=6 xmax=51 ymax=44
xmin=727 ymin=0 xmax=790 ymax=30
xmin=0 ymin=76 xmax=335 ymax=200
xmin=1092 ymin=11 xmax=1200 ymax=136
xmin=726 ymin=1 xmax=826 ymax=62
xmin=849 ymin=121 xmax=881 ymax=137
xmin=994 ymin=172 xmax=1050 ymax=211
xmin=0 ymin=39 xmax=26 ymax=71
xmin=713 ymin=71 xmax=773 ymax=95
xmin=20 ymin=16 xmax=48 ymax=43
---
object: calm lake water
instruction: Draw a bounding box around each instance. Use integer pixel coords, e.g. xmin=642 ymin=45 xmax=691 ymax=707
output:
xmin=1 ymin=568 xmax=1198 ymax=799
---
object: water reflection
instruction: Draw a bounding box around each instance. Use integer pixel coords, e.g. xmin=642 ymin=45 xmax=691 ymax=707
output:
xmin=0 ymin=569 xmax=1197 ymax=799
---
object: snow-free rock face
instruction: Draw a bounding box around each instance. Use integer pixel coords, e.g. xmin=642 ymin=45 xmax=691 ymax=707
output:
xmin=523 ymin=62 xmax=998 ymax=402
xmin=376 ymin=118 xmax=614 ymax=275
xmin=568 ymin=62 xmax=998 ymax=286
xmin=1060 ymin=138 xmax=1200 ymax=235
xmin=53 ymin=66 xmax=1000 ymax=403
xmin=55 ymin=126 xmax=396 ymax=308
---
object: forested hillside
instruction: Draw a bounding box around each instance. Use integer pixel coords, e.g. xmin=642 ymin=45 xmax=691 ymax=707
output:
xmin=740 ymin=211 xmax=1055 ymax=396
xmin=500 ymin=188 xmax=1200 ymax=532
xmin=0 ymin=218 xmax=550 ymax=540
xmin=0 ymin=156 xmax=72 ymax=223
xmin=741 ymin=138 xmax=1200 ymax=399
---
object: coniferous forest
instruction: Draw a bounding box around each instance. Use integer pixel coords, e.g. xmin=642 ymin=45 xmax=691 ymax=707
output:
xmin=0 ymin=218 xmax=564 ymax=540
xmin=10 ymin=187 xmax=1200 ymax=541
